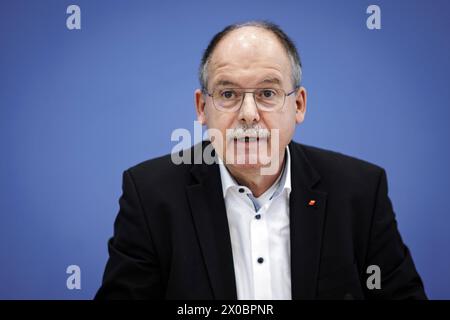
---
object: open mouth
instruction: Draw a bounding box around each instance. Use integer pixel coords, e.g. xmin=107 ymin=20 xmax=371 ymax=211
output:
xmin=234 ymin=137 xmax=260 ymax=143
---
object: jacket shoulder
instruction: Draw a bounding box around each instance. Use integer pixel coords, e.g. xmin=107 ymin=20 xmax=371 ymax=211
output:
xmin=125 ymin=150 xmax=193 ymax=190
xmin=294 ymin=142 xmax=385 ymax=185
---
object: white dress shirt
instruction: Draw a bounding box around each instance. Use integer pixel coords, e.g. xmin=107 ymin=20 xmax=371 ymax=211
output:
xmin=218 ymin=147 xmax=292 ymax=300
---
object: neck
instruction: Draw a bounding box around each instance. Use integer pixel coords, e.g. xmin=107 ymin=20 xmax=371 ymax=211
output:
xmin=226 ymin=152 xmax=286 ymax=197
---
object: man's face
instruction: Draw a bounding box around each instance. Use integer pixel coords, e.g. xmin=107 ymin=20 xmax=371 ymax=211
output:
xmin=195 ymin=26 xmax=307 ymax=173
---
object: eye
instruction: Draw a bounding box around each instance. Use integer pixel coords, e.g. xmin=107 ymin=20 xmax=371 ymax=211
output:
xmin=220 ymin=90 xmax=237 ymax=99
xmin=259 ymin=89 xmax=277 ymax=99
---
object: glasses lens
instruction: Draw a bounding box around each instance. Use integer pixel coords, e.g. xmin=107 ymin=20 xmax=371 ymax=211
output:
xmin=254 ymin=88 xmax=284 ymax=111
xmin=213 ymin=89 xmax=242 ymax=111
xmin=212 ymin=88 xmax=286 ymax=112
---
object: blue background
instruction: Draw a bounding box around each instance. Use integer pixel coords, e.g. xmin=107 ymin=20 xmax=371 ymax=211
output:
xmin=1 ymin=0 xmax=449 ymax=299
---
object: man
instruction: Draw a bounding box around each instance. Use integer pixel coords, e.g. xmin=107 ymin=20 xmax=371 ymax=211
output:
xmin=95 ymin=21 xmax=426 ymax=299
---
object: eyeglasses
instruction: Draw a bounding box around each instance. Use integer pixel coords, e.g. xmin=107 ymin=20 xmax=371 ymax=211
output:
xmin=203 ymin=87 xmax=298 ymax=112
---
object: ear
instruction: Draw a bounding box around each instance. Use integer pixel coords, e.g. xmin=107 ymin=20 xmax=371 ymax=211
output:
xmin=195 ymin=89 xmax=207 ymax=125
xmin=295 ymin=86 xmax=307 ymax=124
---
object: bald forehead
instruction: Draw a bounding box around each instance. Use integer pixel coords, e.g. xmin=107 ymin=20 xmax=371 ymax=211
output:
xmin=208 ymin=26 xmax=292 ymax=88
xmin=210 ymin=26 xmax=289 ymax=64
xmin=218 ymin=26 xmax=281 ymax=48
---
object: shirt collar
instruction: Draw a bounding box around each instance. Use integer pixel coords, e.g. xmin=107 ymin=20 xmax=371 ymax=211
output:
xmin=218 ymin=146 xmax=292 ymax=198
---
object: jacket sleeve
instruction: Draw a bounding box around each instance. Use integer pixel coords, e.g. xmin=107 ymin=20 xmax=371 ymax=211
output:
xmin=363 ymin=169 xmax=427 ymax=299
xmin=95 ymin=170 xmax=163 ymax=299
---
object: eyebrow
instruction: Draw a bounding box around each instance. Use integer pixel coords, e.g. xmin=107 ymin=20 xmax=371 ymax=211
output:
xmin=214 ymin=80 xmax=240 ymax=87
xmin=257 ymin=77 xmax=282 ymax=86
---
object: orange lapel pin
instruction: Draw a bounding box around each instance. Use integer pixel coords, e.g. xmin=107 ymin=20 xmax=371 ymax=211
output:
xmin=307 ymin=199 xmax=317 ymax=207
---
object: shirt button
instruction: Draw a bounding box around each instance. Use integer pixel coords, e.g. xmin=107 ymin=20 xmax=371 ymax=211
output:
xmin=255 ymin=214 xmax=261 ymax=220
xmin=238 ymin=188 xmax=245 ymax=193
xmin=257 ymin=257 xmax=264 ymax=264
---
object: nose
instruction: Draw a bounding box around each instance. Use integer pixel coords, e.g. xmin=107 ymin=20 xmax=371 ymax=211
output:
xmin=238 ymin=92 xmax=260 ymax=125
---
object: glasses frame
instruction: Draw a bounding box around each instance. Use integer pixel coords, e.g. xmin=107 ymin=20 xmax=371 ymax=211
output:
xmin=203 ymin=86 xmax=299 ymax=112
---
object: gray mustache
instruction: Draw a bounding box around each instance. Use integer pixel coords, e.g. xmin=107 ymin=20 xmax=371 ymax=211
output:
xmin=226 ymin=125 xmax=271 ymax=140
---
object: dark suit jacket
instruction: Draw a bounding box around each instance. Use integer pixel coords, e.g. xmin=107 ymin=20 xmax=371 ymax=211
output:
xmin=95 ymin=141 xmax=426 ymax=300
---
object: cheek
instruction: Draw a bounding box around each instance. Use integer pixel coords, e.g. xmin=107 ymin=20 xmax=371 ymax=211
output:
xmin=263 ymin=111 xmax=296 ymax=132
xmin=262 ymin=113 xmax=297 ymax=144
xmin=281 ymin=105 xmax=298 ymax=130
xmin=205 ymin=108 xmax=236 ymax=135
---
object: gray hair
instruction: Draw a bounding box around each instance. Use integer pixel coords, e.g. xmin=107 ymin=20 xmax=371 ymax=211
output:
xmin=199 ymin=21 xmax=302 ymax=92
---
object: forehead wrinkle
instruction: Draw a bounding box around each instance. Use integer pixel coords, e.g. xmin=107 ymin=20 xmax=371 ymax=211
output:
xmin=210 ymin=66 xmax=286 ymax=89
xmin=210 ymin=58 xmax=289 ymax=89
xmin=210 ymin=54 xmax=285 ymax=72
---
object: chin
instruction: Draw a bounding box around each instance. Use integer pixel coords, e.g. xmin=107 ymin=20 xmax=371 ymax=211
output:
xmin=224 ymin=150 xmax=272 ymax=168
xmin=229 ymin=162 xmax=264 ymax=170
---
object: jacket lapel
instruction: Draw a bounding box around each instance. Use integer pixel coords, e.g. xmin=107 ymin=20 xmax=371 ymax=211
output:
xmin=289 ymin=142 xmax=328 ymax=299
xmin=186 ymin=142 xmax=237 ymax=299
